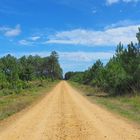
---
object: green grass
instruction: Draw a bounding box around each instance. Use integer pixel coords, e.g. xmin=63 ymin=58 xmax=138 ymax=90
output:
xmin=70 ymin=81 xmax=140 ymax=124
xmin=0 ymin=80 xmax=58 ymax=120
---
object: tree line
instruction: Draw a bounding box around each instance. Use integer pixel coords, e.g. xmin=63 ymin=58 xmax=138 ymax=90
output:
xmin=65 ymin=28 xmax=140 ymax=96
xmin=0 ymin=51 xmax=63 ymax=94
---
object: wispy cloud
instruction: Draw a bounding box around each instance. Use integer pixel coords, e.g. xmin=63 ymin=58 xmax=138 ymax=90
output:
xmin=45 ymin=24 xmax=140 ymax=46
xmin=59 ymin=51 xmax=114 ymax=62
xmin=18 ymin=35 xmax=41 ymax=46
xmin=18 ymin=40 xmax=32 ymax=46
xmin=0 ymin=8 xmax=24 ymax=16
xmin=0 ymin=24 xmax=21 ymax=37
xmin=106 ymin=0 xmax=119 ymax=5
xmin=92 ymin=8 xmax=97 ymax=14
xmin=105 ymin=19 xmax=140 ymax=29
xmin=106 ymin=0 xmax=140 ymax=5
xmin=29 ymin=36 xmax=40 ymax=41
xmin=92 ymin=10 xmax=97 ymax=14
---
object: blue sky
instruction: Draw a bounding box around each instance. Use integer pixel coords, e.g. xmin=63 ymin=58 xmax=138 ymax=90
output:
xmin=0 ymin=0 xmax=140 ymax=73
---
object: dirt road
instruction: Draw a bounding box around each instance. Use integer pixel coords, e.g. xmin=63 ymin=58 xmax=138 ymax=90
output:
xmin=0 ymin=81 xmax=140 ymax=140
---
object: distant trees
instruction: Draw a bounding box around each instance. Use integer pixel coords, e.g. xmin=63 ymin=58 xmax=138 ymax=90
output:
xmin=0 ymin=51 xmax=63 ymax=92
xmin=47 ymin=51 xmax=63 ymax=80
xmin=65 ymin=28 xmax=140 ymax=96
xmin=65 ymin=72 xmax=84 ymax=83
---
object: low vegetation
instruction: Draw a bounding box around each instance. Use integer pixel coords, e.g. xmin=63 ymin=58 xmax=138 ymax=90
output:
xmin=0 ymin=51 xmax=62 ymax=120
xmin=0 ymin=80 xmax=58 ymax=120
xmin=70 ymin=82 xmax=140 ymax=123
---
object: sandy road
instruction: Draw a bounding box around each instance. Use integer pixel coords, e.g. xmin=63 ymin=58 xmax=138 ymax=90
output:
xmin=0 ymin=81 xmax=140 ymax=140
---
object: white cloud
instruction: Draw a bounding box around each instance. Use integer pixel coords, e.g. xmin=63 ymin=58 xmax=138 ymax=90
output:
xmin=18 ymin=39 xmax=32 ymax=46
xmin=59 ymin=51 xmax=114 ymax=62
xmin=105 ymin=20 xmax=138 ymax=29
xmin=106 ymin=0 xmax=140 ymax=5
xmin=29 ymin=36 xmax=40 ymax=41
xmin=45 ymin=24 xmax=140 ymax=46
xmin=123 ymin=0 xmax=140 ymax=2
xmin=0 ymin=24 xmax=21 ymax=37
xmin=106 ymin=0 xmax=119 ymax=5
xmin=4 ymin=25 xmax=21 ymax=37
xmin=18 ymin=36 xmax=40 ymax=46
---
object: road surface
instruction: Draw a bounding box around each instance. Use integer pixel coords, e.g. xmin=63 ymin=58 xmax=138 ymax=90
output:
xmin=0 ymin=81 xmax=140 ymax=140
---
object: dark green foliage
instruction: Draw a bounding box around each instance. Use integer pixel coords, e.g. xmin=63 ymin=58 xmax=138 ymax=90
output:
xmin=65 ymin=29 xmax=140 ymax=96
xmin=65 ymin=71 xmax=83 ymax=83
xmin=0 ymin=52 xmax=63 ymax=95
xmin=47 ymin=51 xmax=63 ymax=80
xmin=83 ymin=60 xmax=103 ymax=85
xmin=65 ymin=72 xmax=75 ymax=80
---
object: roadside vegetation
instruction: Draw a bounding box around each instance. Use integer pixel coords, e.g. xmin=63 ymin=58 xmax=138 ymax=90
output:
xmin=0 ymin=80 xmax=58 ymax=120
xmin=0 ymin=51 xmax=62 ymax=120
xmin=65 ymin=29 xmax=140 ymax=123
xmin=65 ymin=28 xmax=140 ymax=96
xmin=70 ymin=82 xmax=140 ymax=123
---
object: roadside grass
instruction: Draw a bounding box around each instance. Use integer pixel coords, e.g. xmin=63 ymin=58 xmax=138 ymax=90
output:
xmin=70 ymin=81 xmax=140 ymax=124
xmin=0 ymin=80 xmax=58 ymax=120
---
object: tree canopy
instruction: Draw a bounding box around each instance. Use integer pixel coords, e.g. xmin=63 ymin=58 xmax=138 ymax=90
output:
xmin=0 ymin=51 xmax=63 ymax=92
